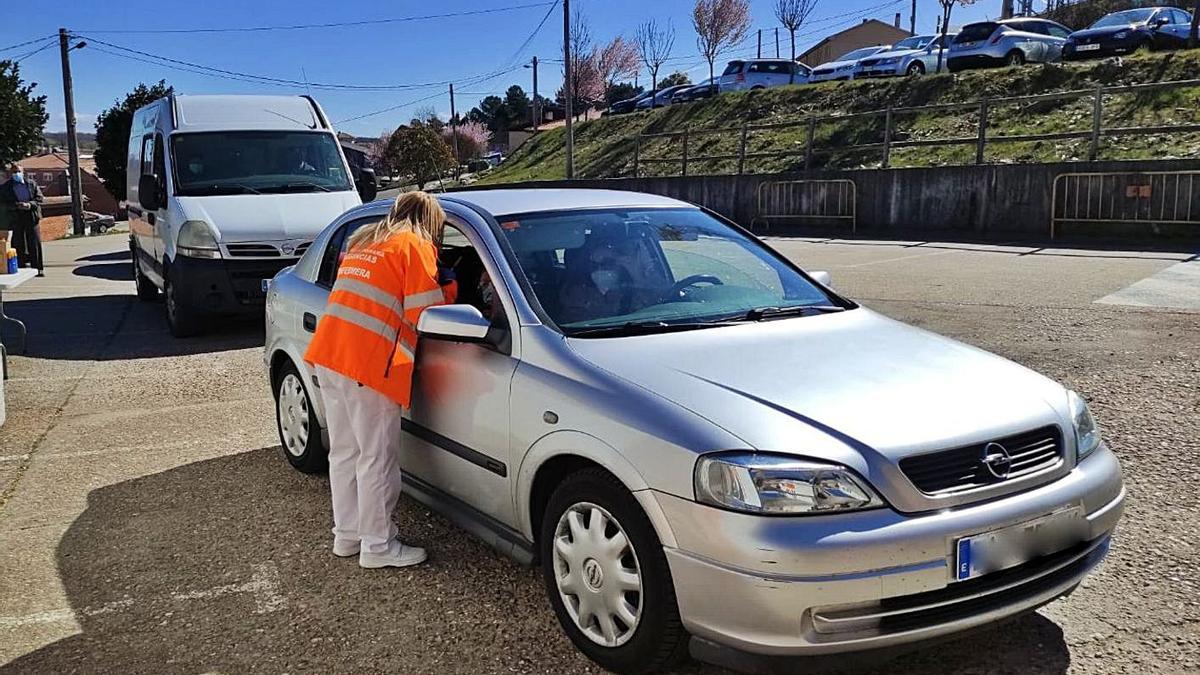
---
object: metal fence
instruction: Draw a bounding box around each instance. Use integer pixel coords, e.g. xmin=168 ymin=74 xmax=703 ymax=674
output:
xmin=1051 ymin=170 xmax=1200 ymax=238
xmin=752 ymin=179 xmax=857 ymax=233
xmin=632 ymin=77 xmax=1200 ymax=178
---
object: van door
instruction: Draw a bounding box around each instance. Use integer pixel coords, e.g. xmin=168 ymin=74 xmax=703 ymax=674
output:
xmin=149 ymin=132 xmax=168 ymax=268
xmin=132 ymin=133 xmax=167 ymax=284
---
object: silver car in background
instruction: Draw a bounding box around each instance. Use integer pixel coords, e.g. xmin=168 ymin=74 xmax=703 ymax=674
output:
xmin=809 ymin=45 xmax=891 ymax=82
xmin=264 ymin=189 xmax=1123 ymax=673
xmin=718 ymin=58 xmax=812 ymax=92
xmin=856 ymin=34 xmax=955 ymax=77
xmin=949 ymin=18 xmax=1073 ymax=71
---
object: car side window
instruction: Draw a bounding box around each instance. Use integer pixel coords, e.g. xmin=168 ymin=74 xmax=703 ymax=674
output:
xmin=317 ymin=216 xmax=376 ymax=288
xmin=1173 ymin=10 xmax=1191 ymax=24
xmin=152 ymin=133 xmax=166 ymax=196
xmin=1047 ymin=24 xmax=1071 ymax=38
xmin=139 ymin=134 xmax=155 ymax=177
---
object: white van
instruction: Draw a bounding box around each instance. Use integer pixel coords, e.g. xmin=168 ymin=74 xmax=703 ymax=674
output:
xmin=126 ymin=94 xmax=376 ymax=336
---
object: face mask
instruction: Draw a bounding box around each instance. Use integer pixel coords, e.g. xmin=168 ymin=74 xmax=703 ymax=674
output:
xmin=11 ymin=173 xmax=24 ymax=184
xmin=590 ymin=269 xmax=621 ymax=295
xmin=188 ymin=163 xmax=203 ymax=174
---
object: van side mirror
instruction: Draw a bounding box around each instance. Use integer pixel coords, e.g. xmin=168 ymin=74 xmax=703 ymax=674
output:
xmin=138 ymin=174 xmax=160 ymax=211
xmin=810 ymin=270 xmax=832 ymax=287
xmin=418 ymin=304 xmax=490 ymax=342
xmin=356 ymin=169 xmax=378 ymax=202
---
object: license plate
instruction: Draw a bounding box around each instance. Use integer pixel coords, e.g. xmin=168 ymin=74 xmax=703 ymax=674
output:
xmin=1077 ymin=43 xmax=1101 ymax=51
xmin=954 ymin=506 xmax=1087 ymax=581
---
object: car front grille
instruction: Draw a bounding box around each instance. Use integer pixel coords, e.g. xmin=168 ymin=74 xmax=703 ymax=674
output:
xmin=899 ymin=425 xmax=1064 ymax=495
xmin=860 ymin=58 xmax=881 ymax=67
xmin=225 ymin=241 xmax=312 ymax=259
xmin=813 ymin=68 xmax=834 ymax=76
xmin=808 ymin=536 xmax=1108 ymax=640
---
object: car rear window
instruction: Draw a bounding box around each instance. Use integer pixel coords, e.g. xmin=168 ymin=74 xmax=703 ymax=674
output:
xmin=722 ymin=61 xmax=744 ymax=75
xmin=748 ymin=61 xmax=787 ymax=73
xmin=956 ymin=22 xmax=999 ymax=42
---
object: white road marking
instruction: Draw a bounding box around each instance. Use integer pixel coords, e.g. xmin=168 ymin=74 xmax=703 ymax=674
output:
xmin=1096 ymin=261 xmax=1200 ymax=311
xmin=0 ymin=562 xmax=285 ymax=628
xmin=835 ymin=248 xmax=961 ymax=269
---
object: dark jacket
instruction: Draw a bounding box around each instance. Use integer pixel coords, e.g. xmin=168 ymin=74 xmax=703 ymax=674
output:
xmin=0 ymin=177 xmax=45 ymax=229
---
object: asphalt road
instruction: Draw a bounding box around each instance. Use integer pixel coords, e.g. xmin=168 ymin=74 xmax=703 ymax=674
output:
xmin=0 ymin=233 xmax=1197 ymax=674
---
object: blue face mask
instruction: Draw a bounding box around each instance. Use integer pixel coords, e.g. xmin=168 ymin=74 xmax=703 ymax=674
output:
xmin=11 ymin=173 xmax=24 ymax=184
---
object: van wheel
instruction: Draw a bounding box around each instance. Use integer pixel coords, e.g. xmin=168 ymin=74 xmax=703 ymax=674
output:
xmin=164 ymin=267 xmax=203 ymax=337
xmin=131 ymin=244 xmax=158 ymax=301
xmin=1005 ymin=49 xmax=1026 ymax=66
xmin=907 ymin=61 xmax=926 ymax=76
xmin=274 ymin=360 xmax=327 ymax=473
xmin=540 ymin=468 xmax=688 ymax=674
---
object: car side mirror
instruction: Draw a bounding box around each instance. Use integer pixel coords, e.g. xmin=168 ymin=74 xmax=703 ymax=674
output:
xmin=137 ymin=174 xmax=160 ymax=211
xmin=418 ymin=304 xmax=490 ymax=342
xmin=356 ymin=169 xmax=378 ymax=202
xmin=810 ymin=270 xmax=832 ymax=287
xmin=1153 ymin=18 xmax=1169 ymax=28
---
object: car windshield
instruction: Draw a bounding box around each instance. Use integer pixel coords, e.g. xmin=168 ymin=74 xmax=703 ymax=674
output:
xmin=171 ymin=131 xmax=353 ymax=196
xmin=494 ymin=207 xmax=842 ymax=336
xmin=892 ymin=36 xmax=933 ymax=50
xmin=1090 ymin=9 xmax=1155 ymax=27
xmin=837 ymin=47 xmax=885 ymax=61
xmin=957 ymin=22 xmax=1000 ymax=41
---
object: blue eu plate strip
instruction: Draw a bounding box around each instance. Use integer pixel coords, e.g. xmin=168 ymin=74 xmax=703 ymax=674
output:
xmin=956 ymin=538 xmax=972 ymax=581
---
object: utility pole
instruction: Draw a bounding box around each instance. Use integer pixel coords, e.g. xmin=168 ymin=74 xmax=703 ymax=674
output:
xmin=448 ymin=83 xmax=461 ymax=180
xmin=531 ymin=56 xmax=540 ymax=131
xmin=58 ymin=29 xmax=85 ymax=236
xmin=775 ymin=28 xmax=780 ymax=57
xmin=1001 ymin=0 xmax=1014 ymax=19
xmin=563 ymin=0 xmax=574 ymax=179
xmin=757 ymin=29 xmax=762 ymax=58
xmin=910 ymin=0 xmax=917 ymax=34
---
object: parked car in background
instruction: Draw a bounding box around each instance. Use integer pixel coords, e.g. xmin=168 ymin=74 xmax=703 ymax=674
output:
xmin=608 ymin=90 xmax=654 ymax=115
xmin=856 ymin=34 xmax=955 ymax=77
xmin=810 ymin=45 xmax=891 ymax=82
xmin=948 ymin=18 xmax=1073 ymax=71
xmin=636 ymin=85 xmax=692 ymax=109
xmin=1064 ymin=7 xmax=1194 ymax=59
xmin=718 ymin=59 xmax=812 ymax=92
xmin=265 ymin=187 xmax=1125 ymax=675
xmin=671 ymin=77 xmax=719 ymax=104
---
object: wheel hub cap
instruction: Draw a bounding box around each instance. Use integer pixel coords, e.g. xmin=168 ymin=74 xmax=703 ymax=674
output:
xmin=277 ymin=374 xmax=310 ymax=457
xmin=552 ymin=503 xmax=643 ymax=648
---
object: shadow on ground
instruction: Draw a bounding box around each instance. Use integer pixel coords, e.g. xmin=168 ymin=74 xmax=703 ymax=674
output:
xmin=1 ymin=294 xmax=262 ymax=360
xmin=75 ymin=251 xmax=131 ymax=263
xmin=1 ymin=448 xmax=1071 ymax=674
xmin=73 ymin=262 xmax=133 ymax=282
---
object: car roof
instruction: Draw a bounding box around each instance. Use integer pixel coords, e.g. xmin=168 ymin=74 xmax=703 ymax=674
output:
xmin=365 ymin=189 xmax=694 ymax=219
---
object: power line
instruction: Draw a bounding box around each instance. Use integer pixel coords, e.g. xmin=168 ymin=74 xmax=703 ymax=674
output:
xmin=499 ymin=0 xmax=559 ymax=69
xmin=77 ymin=1 xmax=557 ymax=34
xmin=334 ymin=66 xmax=525 ymax=124
xmin=0 ymin=34 xmax=56 ymax=53
xmin=13 ymin=40 xmax=57 ymax=64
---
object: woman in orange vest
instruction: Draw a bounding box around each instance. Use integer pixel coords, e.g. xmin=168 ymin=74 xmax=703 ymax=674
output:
xmin=305 ymin=191 xmax=454 ymax=569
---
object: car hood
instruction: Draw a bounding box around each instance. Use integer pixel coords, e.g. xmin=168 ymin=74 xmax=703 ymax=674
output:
xmin=866 ymin=47 xmax=923 ymax=60
xmin=176 ymin=191 xmax=361 ymax=242
xmin=814 ymin=59 xmax=857 ymax=71
xmin=1071 ymin=24 xmax=1141 ymax=39
xmin=566 ymin=308 xmax=1068 ymax=461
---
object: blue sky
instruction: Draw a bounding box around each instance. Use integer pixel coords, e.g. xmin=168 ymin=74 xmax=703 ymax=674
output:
xmin=5 ymin=0 xmax=1008 ymax=137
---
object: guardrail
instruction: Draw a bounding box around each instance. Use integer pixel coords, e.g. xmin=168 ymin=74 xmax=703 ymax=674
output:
xmin=752 ymin=179 xmax=857 ymax=233
xmin=632 ymin=77 xmax=1200 ymax=178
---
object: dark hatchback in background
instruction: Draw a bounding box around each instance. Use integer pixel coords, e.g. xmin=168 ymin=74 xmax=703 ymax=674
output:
xmin=670 ymin=78 xmax=718 ymax=104
xmin=1064 ymin=7 xmax=1195 ymax=59
xmin=606 ymin=90 xmax=654 ymax=115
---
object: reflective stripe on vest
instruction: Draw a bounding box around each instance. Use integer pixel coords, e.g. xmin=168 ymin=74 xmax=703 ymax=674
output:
xmin=335 ymin=277 xmax=403 ymax=318
xmin=325 ymin=302 xmax=399 ymax=343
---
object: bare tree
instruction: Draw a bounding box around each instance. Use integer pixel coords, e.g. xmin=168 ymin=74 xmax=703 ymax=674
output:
xmin=773 ymin=0 xmax=818 ymax=83
xmin=935 ymin=0 xmax=978 ymax=73
xmin=636 ymin=19 xmax=676 ymax=91
xmin=596 ymin=36 xmax=641 ymax=89
xmin=693 ymin=0 xmax=752 ymax=83
xmin=561 ymin=9 xmax=603 ymax=119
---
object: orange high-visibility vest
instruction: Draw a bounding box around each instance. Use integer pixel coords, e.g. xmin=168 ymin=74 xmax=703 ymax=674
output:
xmin=304 ymin=230 xmax=454 ymax=408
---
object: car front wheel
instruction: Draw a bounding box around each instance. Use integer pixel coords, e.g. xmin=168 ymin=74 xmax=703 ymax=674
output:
xmin=907 ymin=61 xmax=926 ymax=76
xmin=1005 ymin=49 xmax=1026 ymax=66
xmin=273 ymin=360 xmax=327 ymax=473
xmin=540 ymin=468 xmax=688 ymax=674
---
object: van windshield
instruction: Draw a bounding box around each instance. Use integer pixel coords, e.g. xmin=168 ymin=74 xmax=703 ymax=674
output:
xmin=171 ymin=131 xmax=353 ymax=196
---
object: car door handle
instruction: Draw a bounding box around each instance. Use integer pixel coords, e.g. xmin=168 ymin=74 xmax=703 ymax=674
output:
xmin=303 ymin=313 xmax=317 ymax=332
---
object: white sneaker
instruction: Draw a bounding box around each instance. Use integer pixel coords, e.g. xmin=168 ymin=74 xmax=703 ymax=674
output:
xmin=359 ymin=540 xmax=427 ymax=569
xmin=332 ymin=538 xmax=360 ymax=557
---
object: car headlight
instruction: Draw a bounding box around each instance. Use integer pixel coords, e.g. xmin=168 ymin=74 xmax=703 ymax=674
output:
xmin=1068 ymin=390 xmax=1101 ymax=460
xmin=177 ymin=220 xmax=222 ymax=259
xmin=882 ymin=57 xmax=900 ymax=65
xmin=694 ymin=452 xmax=884 ymax=515
xmin=837 ymin=64 xmax=855 ymax=71
xmin=1113 ymin=30 xmax=1129 ymax=39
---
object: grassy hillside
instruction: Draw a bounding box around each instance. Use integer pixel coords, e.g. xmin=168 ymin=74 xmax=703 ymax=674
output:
xmin=479 ymin=50 xmax=1200 ymax=184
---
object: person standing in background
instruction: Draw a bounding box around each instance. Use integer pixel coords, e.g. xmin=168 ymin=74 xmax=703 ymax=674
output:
xmin=0 ymin=164 xmax=46 ymax=277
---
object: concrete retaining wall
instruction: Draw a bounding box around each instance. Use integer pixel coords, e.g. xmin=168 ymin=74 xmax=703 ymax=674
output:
xmin=467 ymin=159 xmax=1200 ymax=243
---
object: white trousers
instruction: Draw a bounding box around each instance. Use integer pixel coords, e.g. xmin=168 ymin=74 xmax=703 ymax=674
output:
xmin=315 ymin=366 xmax=404 ymax=555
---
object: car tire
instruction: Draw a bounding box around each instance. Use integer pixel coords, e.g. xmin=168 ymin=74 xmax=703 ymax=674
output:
xmin=539 ymin=468 xmax=688 ymax=674
xmin=131 ymin=244 xmax=159 ymax=301
xmin=1005 ymin=49 xmax=1026 ymax=66
xmin=1134 ymin=39 xmax=1153 ymax=54
xmin=750 ymin=85 xmax=766 ymax=90
xmin=163 ymin=264 xmax=203 ymax=338
xmin=273 ymin=360 xmax=327 ymax=473
xmin=907 ymin=61 xmax=926 ymax=76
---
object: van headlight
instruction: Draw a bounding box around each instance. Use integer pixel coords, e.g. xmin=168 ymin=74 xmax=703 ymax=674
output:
xmin=1068 ymin=390 xmax=1101 ymax=460
xmin=177 ymin=220 xmax=222 ymax=259
xmin=695 ymin=452 xmax=883 ymax=515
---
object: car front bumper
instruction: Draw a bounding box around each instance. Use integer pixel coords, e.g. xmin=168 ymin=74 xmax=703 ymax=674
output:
xmin=652 ymin=443 xmax=1124 ymax=657
xmin=1063 ymin=39 xmax=1140 ymax=59
xmin=856 ymin=66 xmax=900 ymax=77
xmin=173 ymin=254 xmax=298 ymax=315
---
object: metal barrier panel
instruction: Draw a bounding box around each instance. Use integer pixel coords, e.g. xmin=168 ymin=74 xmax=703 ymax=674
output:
xmin=1051 ymin=171 xmax=1199 ymax=238
xmin=753 ymin=179 xmax=857 ymax=233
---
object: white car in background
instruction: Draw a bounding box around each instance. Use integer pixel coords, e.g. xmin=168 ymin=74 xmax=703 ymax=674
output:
xmin=809 ymin=45 xmax=892 ymax=82
xmin=855 ymin=34 xmax=956 ymax=77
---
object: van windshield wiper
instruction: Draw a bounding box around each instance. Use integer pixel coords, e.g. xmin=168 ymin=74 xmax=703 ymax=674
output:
xmin=725 ymin=305 xmax=846 ymax=322
xmin=567 ymin=320 xmax=734 ymax=338
xmin=187 ymin=183 xmax=262 ymax=195
xmin=262 ymin=182 xmax=332 ymax=193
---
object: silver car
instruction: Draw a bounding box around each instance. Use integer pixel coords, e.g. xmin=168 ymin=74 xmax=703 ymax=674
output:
xmin=718 ymin=59 xmax=812 ymax=92
xmin=809 ymin=45 xmax=891 ymax=82
xmin=948 ymin=18 xmax=1073 ymax=71
xmin=855 ymin=34 xmax=955 ymax=77
xmin=264 ymin=189 xmax=1124 ymax=673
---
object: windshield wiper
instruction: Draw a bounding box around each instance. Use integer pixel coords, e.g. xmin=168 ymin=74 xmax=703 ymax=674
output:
xmin=188 ymin=183 xmax=262 ymax=195
xmin=262 ymin=182 xmax=332 ymax=193
xmin=732 ymin=305 xmax=846 ymax=321
xmin=568 ymin=320 xmax=731 ymax=338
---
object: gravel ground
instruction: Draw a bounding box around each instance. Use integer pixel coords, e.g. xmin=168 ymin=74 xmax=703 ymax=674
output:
xmin=0 ymin=236 xmax=1196 ymax=674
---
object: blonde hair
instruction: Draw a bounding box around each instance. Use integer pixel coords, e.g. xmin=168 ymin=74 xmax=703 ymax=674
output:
xmin=346 ymin=190 xmax=445 ymax=251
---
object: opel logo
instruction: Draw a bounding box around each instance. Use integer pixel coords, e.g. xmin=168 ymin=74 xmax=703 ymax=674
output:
xmin=281 ymin=243 xmax=296 ymax=255
xmin=981 ymin=442 xmax=1013 ymax=479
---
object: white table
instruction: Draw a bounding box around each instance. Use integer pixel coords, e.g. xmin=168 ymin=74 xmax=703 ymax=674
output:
xmin=0 ymin=268 xmax=36 ymax=379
